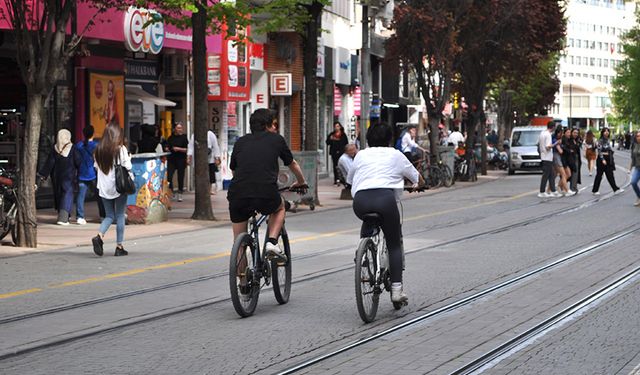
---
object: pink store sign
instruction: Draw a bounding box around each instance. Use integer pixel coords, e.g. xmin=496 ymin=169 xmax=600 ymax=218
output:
xmin=0 ymin=3 xmax=221 ymax=53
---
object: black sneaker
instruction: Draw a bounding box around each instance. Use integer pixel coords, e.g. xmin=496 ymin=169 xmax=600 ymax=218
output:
xmin=92 ymin=235 xmax=103 ymax=256
xmin=114 ymin=246 xmax=128 ymax=257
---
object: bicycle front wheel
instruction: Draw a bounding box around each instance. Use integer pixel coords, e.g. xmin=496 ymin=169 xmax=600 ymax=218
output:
xmin=441 ymin=164 xmax=453 ymax=187
xmin=229 ymin=233 xmax=260 ymax=317
xmin=272 ymin=227 xmax=292 ymax=304
xmin=428 ymin=166 xmax=443 ymax=188
xmin=355 ymin=238 xmax=379 ymax=323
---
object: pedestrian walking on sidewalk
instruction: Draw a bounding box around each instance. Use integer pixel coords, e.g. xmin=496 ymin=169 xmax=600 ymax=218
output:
xmin=166 ymin=123 xmax=188 ymax=202
xmin=326 ymin=121 xmax=348 ymax=185
xmin=92 ymin=124 xmax=131 ymax=257
xmin=629 ymin=131 xmax=640 ymax=206
xmin=38 ymin=129 xmax=81 ymax=225
xmin=75 ymin=125 xmax=105 ymax=224
xmin=592 ymin=127 xmax=623 ymax=196
xmin=538 ymin=122 xmax=560 ymax=198
xmin=187 ymin=128 xmax=221 ymax=195
xmin=585 ymin=130 xmax=597 ymax=176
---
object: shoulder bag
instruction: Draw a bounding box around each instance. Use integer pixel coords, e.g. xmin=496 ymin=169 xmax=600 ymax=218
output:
xmin=115 ymin=152 xmax=136 ymax=195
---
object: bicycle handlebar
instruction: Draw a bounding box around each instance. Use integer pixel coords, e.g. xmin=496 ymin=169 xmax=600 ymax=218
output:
xmin=278 ymin=184 xmax=309 ymax=194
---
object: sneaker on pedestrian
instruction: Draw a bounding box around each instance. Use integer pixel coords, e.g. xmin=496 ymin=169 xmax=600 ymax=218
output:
xmin=592 ymin=191 xmax=600 ymax=196
xmin=550 ymin=191 xmax=562 ymax=198
xmin=92 ymin=235 xmax=104 ymax=256
xmin=537 ymin=192 xmax=550 ymax=198
xmin=614 ymin=188 xmax=625 ymax=195
xmin=634 ymin=199 xmax=640 ymax=207
xmin=114 ymin=246 xmax=128 ymax=257
xmin=76 ymin=218 xmax=87 ymax=225
xmin=265 ymin=242 xmax=286 ymax=261
xmin=390 ymin=283 xmax=408 ymax=304
xmin=177 ymin=193 xmax=183 ymax=202
xmin=56 ymin=221 xmax=70 ymax=226
xmin=565 ymin=190 xmax=576 ymax=197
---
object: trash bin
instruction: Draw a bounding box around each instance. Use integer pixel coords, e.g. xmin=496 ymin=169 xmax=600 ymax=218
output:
xmin=278 ymin=151 xmax=318 ymax=211
xmin=437 ymin=145 xmax=455 ymax=173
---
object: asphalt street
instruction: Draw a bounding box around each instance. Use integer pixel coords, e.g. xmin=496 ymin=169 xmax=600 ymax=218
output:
xmin=1 ymin=151 xmax=639 ymax=375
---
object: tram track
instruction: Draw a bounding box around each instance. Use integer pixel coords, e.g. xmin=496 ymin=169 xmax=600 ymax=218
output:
xmin=273 ymin=225 xmax=639 ymax=375
xmin=0 ymin=189 xmax=630 ymax=362
xmin=0 ymin=188 xmax=614 ymax=327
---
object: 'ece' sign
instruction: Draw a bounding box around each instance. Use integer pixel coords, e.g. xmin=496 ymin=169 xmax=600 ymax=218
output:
xmin=124 ymin=7 xmax=165 ymax=54
xmin=270 ymin=73 xmax=292 ymax=96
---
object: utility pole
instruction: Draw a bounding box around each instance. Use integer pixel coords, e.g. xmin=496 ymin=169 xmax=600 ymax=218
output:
xmin=360 ymin=4 xmax=371 ymax=149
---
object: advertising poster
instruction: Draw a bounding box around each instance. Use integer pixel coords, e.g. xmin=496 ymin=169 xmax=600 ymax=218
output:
xmin=89 ymin=72 xmax=125 ymax=137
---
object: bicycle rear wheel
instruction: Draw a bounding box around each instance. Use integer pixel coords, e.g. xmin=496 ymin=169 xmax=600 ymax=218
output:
xmin=272 ymin=227 xmax=292 ymax=304
xmin=355 ymin=238 xmax=379 ymax=323
xmin=229 ymin=233 xmax=260 ymax=317
xmin=428 ymin=166 xmax=443 ymax=188
xmin=440 ymin=164 xmax=453 ymax=187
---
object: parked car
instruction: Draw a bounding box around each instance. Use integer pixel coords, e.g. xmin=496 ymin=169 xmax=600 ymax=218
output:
xmin=508 ymin=126 xmax=544 ymax=175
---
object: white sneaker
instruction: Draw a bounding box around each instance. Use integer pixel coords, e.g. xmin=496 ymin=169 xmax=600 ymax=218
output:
xmin=76 ymin=218 xmax=87 ymax=225
xmin=614 ymin=188 xmax=625 ymax=195
xmin=56 ymin=221 xmax=70 ymax=226
xmin=391 ymin=284 xmax=408 ymax=304
xmin=537 ymin=192 xmax=549 ymax=198
xmin=634 ymin=199 xmax=640 ymax=207
xmin=265 ymin=242 xmax=287 ymax=261
xmin=177 ymin=193 xmax=183 ymax=202
xmin=550 ymin=191 xmax=562 ymax=198
xmin=593 ymin=191 xmax=600 ymax=196
xmin=565 ymin=190 xmax=576 ymax=197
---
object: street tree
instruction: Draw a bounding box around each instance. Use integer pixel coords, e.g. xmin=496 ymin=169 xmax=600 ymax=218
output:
xmin=0 ymin=0 xmax=115 ymax=247
xmin=145 ymin=0 xmax=327 ymax=220
xmin=611 ymin=8 xmax=640 ymax=126
xmin=491 ymin=53 xmax=561 ymax=147
xmin=387 ymin=0 xmax=471 ymax=159
xmin=455 ymin=0 xmax=565 ymax=174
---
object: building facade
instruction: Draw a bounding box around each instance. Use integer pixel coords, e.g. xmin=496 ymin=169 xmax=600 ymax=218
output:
xmin=551 ymin=0 xmax=635 ymax=129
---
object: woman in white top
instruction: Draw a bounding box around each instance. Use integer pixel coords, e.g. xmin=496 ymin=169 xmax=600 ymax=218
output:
xmin=347 ymin=124 xmax=424 ymax=303
xmin=92 ymin=124 xmax=132 ymax=257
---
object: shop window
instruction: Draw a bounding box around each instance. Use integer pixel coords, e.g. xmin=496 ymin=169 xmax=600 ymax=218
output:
xmin=238 ymin=67 xmax=246 ymax=87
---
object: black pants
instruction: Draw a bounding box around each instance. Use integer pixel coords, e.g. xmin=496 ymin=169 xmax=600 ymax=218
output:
xmin=569 ymin=158 xmax=580 ymax=191
xmin=540 ymin=160 xmax=556 ymax=193
xmin=331 ymin=154 xmax=341 ymax=183
xmin=592 ymin=159 xmax=619 ymax=193
xmin=168 ymin=158 xmax=187 ymax=192
xmin=353 ymin=188 xmax=403 ymax=283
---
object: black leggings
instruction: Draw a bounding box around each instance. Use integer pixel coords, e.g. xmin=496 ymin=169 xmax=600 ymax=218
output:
xmin=353 ymin=188 xmax=403 ymax=283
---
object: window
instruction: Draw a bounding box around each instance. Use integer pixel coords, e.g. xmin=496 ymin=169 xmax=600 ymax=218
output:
xmin=576 ymin=39 xmax=582 ymax=48
xmin=569 ymin=72 xmax=574 ymax=77
xmin=590 ymin=57 xmax=595 ymax=66
xmin=563 ymin=72 xmax=568 ymax=78
xmin=576 ymin=57 xmax=581 ymax=66
xmin=604 ymin=59 xmax=609 ymax=68
xmin=597 ymin=58 xmax=602 ymax=67
xmin=598 ymin=42 xmax=602 ymax=50
xmin=584 ymin=56 xmax=589 ymax=64
xmin=597 ymin=74 xmax=602 ymax=81
xmin=590 ymin=74 xmax=595 ymax=79
xmin=570 ymin=55 xmax=575 ymax=64
xmin=604 ymin=76 xmax=608 ymax=84
xmin=569 ymin=38 xmax=574 ymax=47
xmin=584 ymin=39 xmax=589 ymax=48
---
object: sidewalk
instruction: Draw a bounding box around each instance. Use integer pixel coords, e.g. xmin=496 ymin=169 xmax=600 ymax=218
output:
xmin=0 ymin=172 xmax=504 ymax=256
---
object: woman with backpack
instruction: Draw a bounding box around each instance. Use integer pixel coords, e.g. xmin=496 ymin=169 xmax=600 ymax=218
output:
xmin=92 ymin=124 xmax=132 ymax=257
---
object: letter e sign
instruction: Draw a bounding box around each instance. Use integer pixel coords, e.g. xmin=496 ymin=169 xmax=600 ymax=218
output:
xmin=270 ymin=73 xmax=292 ymax=96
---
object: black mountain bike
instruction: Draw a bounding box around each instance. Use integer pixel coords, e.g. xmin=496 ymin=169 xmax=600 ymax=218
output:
xmin=229 ymin=185 xmax=307 ymax=318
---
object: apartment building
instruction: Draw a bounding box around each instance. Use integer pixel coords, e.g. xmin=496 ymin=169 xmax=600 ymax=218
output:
xmin=550 ymin=0 xmax=635 ymax=129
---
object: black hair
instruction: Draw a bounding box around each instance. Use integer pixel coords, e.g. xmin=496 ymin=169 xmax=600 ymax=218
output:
xmin=250 ymin=108 xmax=275 ymax=132
xmin=366 ymin=123 xmax=393 ymax=147
xmin=83 ymin=125 xmax=95 ymax=147
xmin=600 ymin=127 xmax=610 ymax=139
xmin=547 ymin=121 xmax=555 ymax=129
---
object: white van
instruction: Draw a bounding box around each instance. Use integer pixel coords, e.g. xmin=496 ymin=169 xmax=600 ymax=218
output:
xmin=508 ymin=126 xmax=544 ymax=175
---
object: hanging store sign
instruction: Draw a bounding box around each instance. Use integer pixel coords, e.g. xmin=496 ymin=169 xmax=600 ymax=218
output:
xmin=207 ymin=27 xmax=251 ymax=101
xmin=124 ymin=7 xmax=165 ymax=54
xmin=270 ymin=73 xmax=292 ymax=96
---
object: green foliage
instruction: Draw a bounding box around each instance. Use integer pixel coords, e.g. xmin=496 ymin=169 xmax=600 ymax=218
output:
xmin=611 ymin=7 xmax=640 ymax=124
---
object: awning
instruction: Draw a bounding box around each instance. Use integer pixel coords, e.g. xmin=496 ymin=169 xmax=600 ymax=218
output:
xmin=125 ymin=85 xmax=176 ymax=107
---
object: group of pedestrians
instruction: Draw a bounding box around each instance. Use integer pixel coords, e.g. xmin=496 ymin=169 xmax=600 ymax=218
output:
xmin=539 ymin=121 xmax=625 ymax=199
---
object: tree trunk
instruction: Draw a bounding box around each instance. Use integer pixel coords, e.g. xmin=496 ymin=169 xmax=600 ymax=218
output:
xmin=15 ymin=94 xmax=44 ymax=247
xmin=480 ymin=117 xmax=488 ymax=175
xmin=497 ymin=90 xmax=513 ymax=151
xmin=302 ymin=1 xmax=323 ymax=151
xmin=427 ymin=114 xmax=440 ymax=162
xmin=191 ymin=4 xmax=215 ymax=220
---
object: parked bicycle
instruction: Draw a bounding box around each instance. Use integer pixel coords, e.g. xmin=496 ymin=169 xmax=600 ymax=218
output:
xmin=229 ymin=185 xmax=308 ymax=318
xmin=354 ymin=187 xmax=422 ymax=323
xmin=0 ymin=168 xmax=17 ymax=245
xmin=411 ymin=152 xmax=444 ymax=189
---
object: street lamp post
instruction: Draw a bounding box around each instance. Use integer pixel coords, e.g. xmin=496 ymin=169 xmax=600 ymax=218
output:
xmin=359 ymin=4 xmax=371 ymax=149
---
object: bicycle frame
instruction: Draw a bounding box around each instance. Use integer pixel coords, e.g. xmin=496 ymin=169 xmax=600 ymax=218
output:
xmin=248 ymin=213 xmax=269 ymax=282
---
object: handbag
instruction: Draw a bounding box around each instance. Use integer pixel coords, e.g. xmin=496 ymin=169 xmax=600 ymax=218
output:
xmin=115 ymin=153 xmax=136 ymax=195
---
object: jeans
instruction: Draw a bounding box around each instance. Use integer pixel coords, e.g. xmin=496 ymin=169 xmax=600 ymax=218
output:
xmin=631 ymin=167 xmax=640 ymax=198
xmin=76 ymin=180 xmax=105 ymax=219
xmin=100 ymin=194 xmax=127 ymax=244
xmin=540 ymin=160 xmax=556 ymax=193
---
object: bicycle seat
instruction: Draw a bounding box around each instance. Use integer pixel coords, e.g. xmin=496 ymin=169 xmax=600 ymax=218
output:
xmin=362 ymin=213 xmax=382 ymax=224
